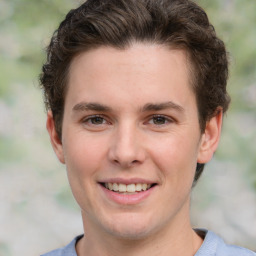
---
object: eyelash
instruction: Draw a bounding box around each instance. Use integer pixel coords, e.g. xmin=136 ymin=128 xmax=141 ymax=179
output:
xmin=147 ymin=115 xmax=175 ymax=126
xmin=82 ymin=115 xmax=109 ymax=126
xmin=81 ymin=114 xmax=175 ymax=128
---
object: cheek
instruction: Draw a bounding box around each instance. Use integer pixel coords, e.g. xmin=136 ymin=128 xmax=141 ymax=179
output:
xmin=62 ymin=135 xmax=106 ymax=209
xmin=150 ymin=134 xmax=199 ymax=178
xmin=63 ymin=133 xmax=107 ymax=178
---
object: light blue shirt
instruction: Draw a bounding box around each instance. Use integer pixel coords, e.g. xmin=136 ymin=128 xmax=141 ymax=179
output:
xmin=41 ymin=230 xmax=256 ymax=256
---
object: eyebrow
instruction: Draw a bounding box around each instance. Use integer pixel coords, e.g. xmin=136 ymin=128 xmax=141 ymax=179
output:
xmin=141 ymin=101 xmax=185 ymax=113
xmin=72 ymin=101 xmax=184 ymax=113
xmin=72 ymin=102 xmax=112 ymax=112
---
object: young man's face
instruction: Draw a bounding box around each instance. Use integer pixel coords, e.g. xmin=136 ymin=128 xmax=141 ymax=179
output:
xmin=47 ymin=43 xmax=221 ymax=239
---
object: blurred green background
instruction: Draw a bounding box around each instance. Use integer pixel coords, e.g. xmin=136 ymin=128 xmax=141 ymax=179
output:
xmin=0 ymin=0 xmax=255 ymax=255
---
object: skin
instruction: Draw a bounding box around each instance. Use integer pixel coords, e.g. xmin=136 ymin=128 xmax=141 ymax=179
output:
xmin=47 ymin=43 xmax=223 ymax=256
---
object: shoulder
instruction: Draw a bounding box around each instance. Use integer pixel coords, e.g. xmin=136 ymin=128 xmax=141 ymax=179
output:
xmin=195 ymin=229 xmax=256 ymax=256
xmin=40 ymin=235 xmax=83 ymax=256
xmin=218 ymin=243 xmax=256 ymax=256
xmin=216 ymin=236 xmax=256 ymax=256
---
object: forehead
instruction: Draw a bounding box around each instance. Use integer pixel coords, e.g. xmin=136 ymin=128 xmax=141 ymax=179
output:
xmin=69 ymin=43 xmax=192 ymax=78
xmin=66 ymin=43 xmax=195 ymax=110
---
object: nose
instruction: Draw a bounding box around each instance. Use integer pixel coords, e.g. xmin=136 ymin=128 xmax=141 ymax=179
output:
xmin=108 ymin=122 xmax=146 ymax=168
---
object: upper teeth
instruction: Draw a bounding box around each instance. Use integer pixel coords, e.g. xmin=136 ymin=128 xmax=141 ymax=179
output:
xmin=105 ymin=183 xmax=151 ymax=193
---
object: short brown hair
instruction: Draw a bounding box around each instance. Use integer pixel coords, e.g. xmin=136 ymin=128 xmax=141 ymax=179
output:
xmin=40 ymin=0 xmax=230 ymax=184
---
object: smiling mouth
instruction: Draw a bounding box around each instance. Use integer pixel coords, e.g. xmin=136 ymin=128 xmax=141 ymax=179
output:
xmin=101 ymin=183 xmax=156 ymax=193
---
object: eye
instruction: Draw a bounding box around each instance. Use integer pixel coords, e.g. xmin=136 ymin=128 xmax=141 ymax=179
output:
xmin=82 ymin=115 xmax=108 ymax=125
xmin=148 ymin=115 xmax=174 ymax=126
xmin=152 ymin=116 xmax=167 ymax=125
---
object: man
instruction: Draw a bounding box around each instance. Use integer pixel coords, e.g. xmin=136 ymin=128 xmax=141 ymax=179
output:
xmin=40 ymin=0 xmax=255 ymax=255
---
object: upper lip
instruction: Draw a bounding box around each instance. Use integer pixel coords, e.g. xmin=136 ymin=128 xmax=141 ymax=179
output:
xmin=98 ymin=178 xmax=157 ymax=185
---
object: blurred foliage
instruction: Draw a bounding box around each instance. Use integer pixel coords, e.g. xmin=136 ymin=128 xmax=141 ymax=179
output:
xmin=0 ymin=0 xmax=80 ymax=166
xmin=0 ymin=0 xmax=79 ymax=97
xmin=0 ymin=0 xmax=255 ymax=191
xmin=0 ymin=242 xmax=11 ymax=256
xmin=198 ymin=0 xmax=256 ymax=189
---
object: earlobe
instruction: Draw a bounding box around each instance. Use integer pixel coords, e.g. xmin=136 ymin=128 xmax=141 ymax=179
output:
xmin=197 ymin=109 xmax=223 ymax=164
xmin=46 ymin=111 xmax=65 ymax=164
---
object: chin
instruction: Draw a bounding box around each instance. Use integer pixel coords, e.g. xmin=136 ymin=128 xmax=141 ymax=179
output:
xmin=107 ymin=225 xmax=151 ymax=240
xmin=102 ymin=213 xmax=155 ymax=240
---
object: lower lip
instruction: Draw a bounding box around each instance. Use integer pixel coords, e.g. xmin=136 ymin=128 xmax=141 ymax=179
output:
xmin=99 ymin=184 xmax=156 ymax=205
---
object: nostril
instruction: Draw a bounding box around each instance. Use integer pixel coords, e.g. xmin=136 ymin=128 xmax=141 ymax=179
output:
xmin=112 ymin=159 xmax=139 ymax=167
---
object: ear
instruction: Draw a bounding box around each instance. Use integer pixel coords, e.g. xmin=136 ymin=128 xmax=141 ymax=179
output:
xmin=46 ymin=111 xmax=65 ymax=164
xmin=197 ymin=109 xmax=223 ymax=164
